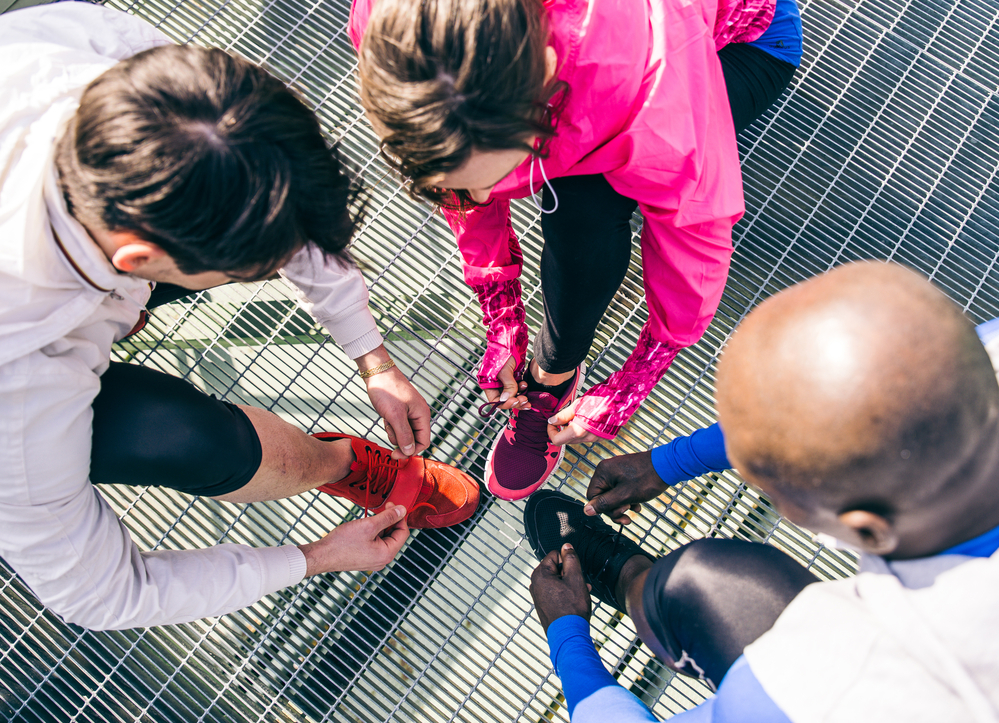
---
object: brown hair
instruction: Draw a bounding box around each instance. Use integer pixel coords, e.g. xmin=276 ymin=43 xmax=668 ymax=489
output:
xmin=57 ymin=44 xmax=359 ymax=279
xmin=357 ymin=0 xmax=564 ymax=207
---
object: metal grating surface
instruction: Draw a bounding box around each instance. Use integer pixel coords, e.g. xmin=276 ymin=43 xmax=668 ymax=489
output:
xmin=2 ymin=0 xmax=999 ymax=721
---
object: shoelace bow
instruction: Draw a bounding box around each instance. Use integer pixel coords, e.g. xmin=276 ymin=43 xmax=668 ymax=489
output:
xmin=478 ymin=396 xmax=554 ymax=454
xmin=359 ymin=445 xmax=399 ymax=517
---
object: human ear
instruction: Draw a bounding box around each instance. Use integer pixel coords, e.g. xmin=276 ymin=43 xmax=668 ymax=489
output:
xmin=110 ymin=239 xmax=167 ymax=274
xmin=544 ymin=46 xmax=558 ymax=84
xmin=837 ymin=509 xmax=899 ymax=556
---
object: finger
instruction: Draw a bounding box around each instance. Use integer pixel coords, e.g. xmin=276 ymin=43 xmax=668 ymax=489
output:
xmin=559 ymin=543 xmax=585 ymax=583
xmin=547 ymin=407 xmax=575 ymax=427
xmin=410 ymin=404 xmax=432 ymax=454
xmin=537 ymin=549 xmax=562 ymax=577
xmin=497 ymin=362 xmax=521 ymax=408
xmin=368 ymin=503 xmax=408 ymax=536
xmin=384 ymin=419 xmax=399 ymax=449
xmin=548 ymin=425 xmax=570 ymax=445
xmin=584 ymin=490 xmax=622 ymax=517
xmin=382 ymin=519 xmax=410 ymax=552
xmin=484 ymin=387 xmax=501 ymax=403
xmin=381 ymin=407 xmax=415 ymax=457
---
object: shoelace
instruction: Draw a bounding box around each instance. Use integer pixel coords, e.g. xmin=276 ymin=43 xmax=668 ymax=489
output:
xmin=480 ymin=394 xmax=557 ymax=455
xmin=594 ymin=524 xmax=625 ymax=588
xmin=358 ymin=444 xmax=399 ymax=518
xmin=477 ymin=399 xmax=504 ymax=418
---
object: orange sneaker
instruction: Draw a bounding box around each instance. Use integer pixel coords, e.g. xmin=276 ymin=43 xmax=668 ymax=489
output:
xmin=313 ymin=433 xmax=480 ymax=529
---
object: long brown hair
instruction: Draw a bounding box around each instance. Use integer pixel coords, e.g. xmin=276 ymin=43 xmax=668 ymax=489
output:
xmin=358 ymin=0 xmax=564 ymax=207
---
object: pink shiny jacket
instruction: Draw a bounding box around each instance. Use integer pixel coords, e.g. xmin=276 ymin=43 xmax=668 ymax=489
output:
xmin=350 ymin=0 xmax=773 ymax=438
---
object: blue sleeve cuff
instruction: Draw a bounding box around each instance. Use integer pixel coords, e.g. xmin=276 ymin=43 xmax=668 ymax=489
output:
xmin=547 ymin=616 xmax=620 ymax=717
xmin=976 ymin=318 xmax=999 ymax=346
xmin=650 ymin=423 xmax=731 ymax=486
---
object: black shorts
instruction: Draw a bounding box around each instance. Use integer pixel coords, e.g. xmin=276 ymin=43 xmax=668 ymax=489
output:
xmin=90 ymin=284 xmax=262 ymax=497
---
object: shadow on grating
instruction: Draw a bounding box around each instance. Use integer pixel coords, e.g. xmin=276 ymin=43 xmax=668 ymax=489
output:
xmin=2 ymin=0 xmax=999 ymax=721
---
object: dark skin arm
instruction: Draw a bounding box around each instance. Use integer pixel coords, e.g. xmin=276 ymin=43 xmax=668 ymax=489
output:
xmin=529 ymin=544 xmax=592 ymax=633
xmin=584 ymin=451 xmax=668 ymax=524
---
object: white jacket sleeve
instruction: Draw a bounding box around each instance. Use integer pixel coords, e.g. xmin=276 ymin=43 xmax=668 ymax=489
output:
xmin=0 ymin=351 xmax=307 ymax=631
xmin=280 ymin=244 xmax=383 ymax=359
xmin=0 ymin=2 xmax=171 ymax=58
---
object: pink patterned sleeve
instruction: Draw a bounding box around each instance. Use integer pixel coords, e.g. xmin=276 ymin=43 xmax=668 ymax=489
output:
xmin=442 ymin=199 xmax=530 ymax=389
xmin=470 ymin=279 xmax=529 ymax=388
xmin=574 ymin=324 xmax=681 ymax=439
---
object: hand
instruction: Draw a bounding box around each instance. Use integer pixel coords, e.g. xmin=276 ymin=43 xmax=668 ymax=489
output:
xmin=483 ymin=355 xmax=529 ymax=411
xmin=585 ymin=451 xmax=667 ymax=524
xmin=530 ymin=543 xmax=592 ymax=633
xmin=299 ymin=503 xmax=410 ymax=575
xmin=547 ymin=399 xmax=600 ymax=446
xmin=359 ymin=353 xmax=431 ymax=460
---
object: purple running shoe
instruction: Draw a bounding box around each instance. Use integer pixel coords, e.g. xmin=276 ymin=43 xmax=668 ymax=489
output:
xmin=484 ymin=364 xmax=584 ymax=501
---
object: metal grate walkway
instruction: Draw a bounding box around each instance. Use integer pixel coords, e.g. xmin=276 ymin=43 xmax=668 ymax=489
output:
xmin=2 ymin=0 xmax=999 ymax=721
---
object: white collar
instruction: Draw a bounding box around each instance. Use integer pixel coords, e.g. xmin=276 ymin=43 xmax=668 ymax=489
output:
xmin=43 ymin=164 xmax=149 ymax=296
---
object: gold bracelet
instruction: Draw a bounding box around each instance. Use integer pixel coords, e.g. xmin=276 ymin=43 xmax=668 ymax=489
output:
xmin=358 ymin=359 xmax=396 ymax=379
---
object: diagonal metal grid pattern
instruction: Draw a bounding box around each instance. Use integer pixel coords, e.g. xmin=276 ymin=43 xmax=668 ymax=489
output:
xmin=2 ymin=0 xmax=999 ymax=720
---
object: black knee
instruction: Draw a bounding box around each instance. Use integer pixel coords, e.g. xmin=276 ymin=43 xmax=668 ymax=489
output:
xmin=91 ymin=362 xmax=261 ymax=495
xmin=643 ymin=538 xmax=818 ymax=685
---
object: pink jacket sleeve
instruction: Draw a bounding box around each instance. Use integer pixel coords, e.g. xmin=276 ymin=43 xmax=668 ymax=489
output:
xmin=574 ymin=213 xmax=734 ymax=439
xmin=443 ymin=200 xmax=530 ymax=388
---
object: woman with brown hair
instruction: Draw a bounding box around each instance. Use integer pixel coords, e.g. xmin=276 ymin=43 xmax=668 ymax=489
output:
xmin=350 ymin=0 xmax=802 ymax=501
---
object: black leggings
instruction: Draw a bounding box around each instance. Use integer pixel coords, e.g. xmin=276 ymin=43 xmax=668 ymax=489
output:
xmin=533 ymin=44 xmax=796 ymax=373
xmin=642 ymin=538 xmax=819 ymax=689
xmin=90 ymin=284 xmax=262 ymax=497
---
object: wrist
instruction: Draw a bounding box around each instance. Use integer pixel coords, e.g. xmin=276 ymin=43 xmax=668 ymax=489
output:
xmin=354 ymin=344 xmax=397 ymax=382
xmin=298 ymin=540 xmax=325 ymax=577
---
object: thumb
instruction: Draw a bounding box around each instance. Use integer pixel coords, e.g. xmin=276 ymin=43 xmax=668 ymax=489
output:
xmin=547 ymin=405 xmax=575 ymax=426
xmin=584 ymin=484 xmax=632 ymax=518
xmin=559 ymin=543 xmax=584 ymax=582
xmin=370 ymin=503 xmax=407 ymax=533
xmin=538 ymin=549 xmax=562 ymax=576
xmin=498 ymin=357 xmax=519 ymax=402
xmin=388 ymin=413 xmax=416 ymax=457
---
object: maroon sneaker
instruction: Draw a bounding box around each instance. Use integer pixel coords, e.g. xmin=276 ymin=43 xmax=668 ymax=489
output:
xmin=484 ymin=364 xmax=584 ymax=501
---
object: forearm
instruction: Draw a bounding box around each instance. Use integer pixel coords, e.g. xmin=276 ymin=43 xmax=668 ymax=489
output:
xmin=650 ymin=423 xmax=730 ymax=485
xmin=574 ymin=324 xmax=682 ymax=439
xmin=4 ymin=503 xmax=306 ymax=630
xmin=280 ymin=244 xmax=382 ymax=358
xmin=471 ymin=278 xmax=529 ymax=387
xmin=547 ymin=615 xmax=657 ymax=721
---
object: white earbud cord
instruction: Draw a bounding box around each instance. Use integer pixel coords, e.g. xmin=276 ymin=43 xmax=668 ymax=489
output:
xmin=529 ymin=152 xmax=559 ymax=214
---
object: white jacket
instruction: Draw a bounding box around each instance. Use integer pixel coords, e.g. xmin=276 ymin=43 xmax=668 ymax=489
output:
xmin=0 ymin=3 xmax=382 ymax=630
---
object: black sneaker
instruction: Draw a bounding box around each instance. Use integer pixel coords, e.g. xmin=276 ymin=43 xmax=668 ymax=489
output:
xmin=524 ymin=490 xmax=654 ymax=614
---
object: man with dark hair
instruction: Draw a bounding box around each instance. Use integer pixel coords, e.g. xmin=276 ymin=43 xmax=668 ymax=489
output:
xmin=0 ymin=3 xmax=478 ymax=631
xmin=526 ymin=262 xmax=999 ymax=721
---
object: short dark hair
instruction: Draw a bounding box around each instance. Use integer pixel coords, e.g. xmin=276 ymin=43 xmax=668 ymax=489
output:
xmin=56 ymin=44 xmax=359 ymax=279
xmin=358 ymin=0 xmax=565 ymax=208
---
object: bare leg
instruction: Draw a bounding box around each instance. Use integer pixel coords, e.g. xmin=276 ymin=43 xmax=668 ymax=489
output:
xmin=212 ymin=405 xmax=355 ymax=503
xmin=531 ymin=359 xmax=576 ymax=387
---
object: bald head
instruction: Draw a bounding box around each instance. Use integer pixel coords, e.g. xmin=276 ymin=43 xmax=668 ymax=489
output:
xmin=718 ymin=262 xmax=999 ymax=557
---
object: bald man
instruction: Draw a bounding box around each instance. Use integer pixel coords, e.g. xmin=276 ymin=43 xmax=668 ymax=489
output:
xmin=524 ymin=262 xmax=999 ymax=722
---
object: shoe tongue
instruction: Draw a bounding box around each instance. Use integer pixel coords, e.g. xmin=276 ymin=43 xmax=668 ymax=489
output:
xmin=525 ymin=391 xmax=559 ymax=415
